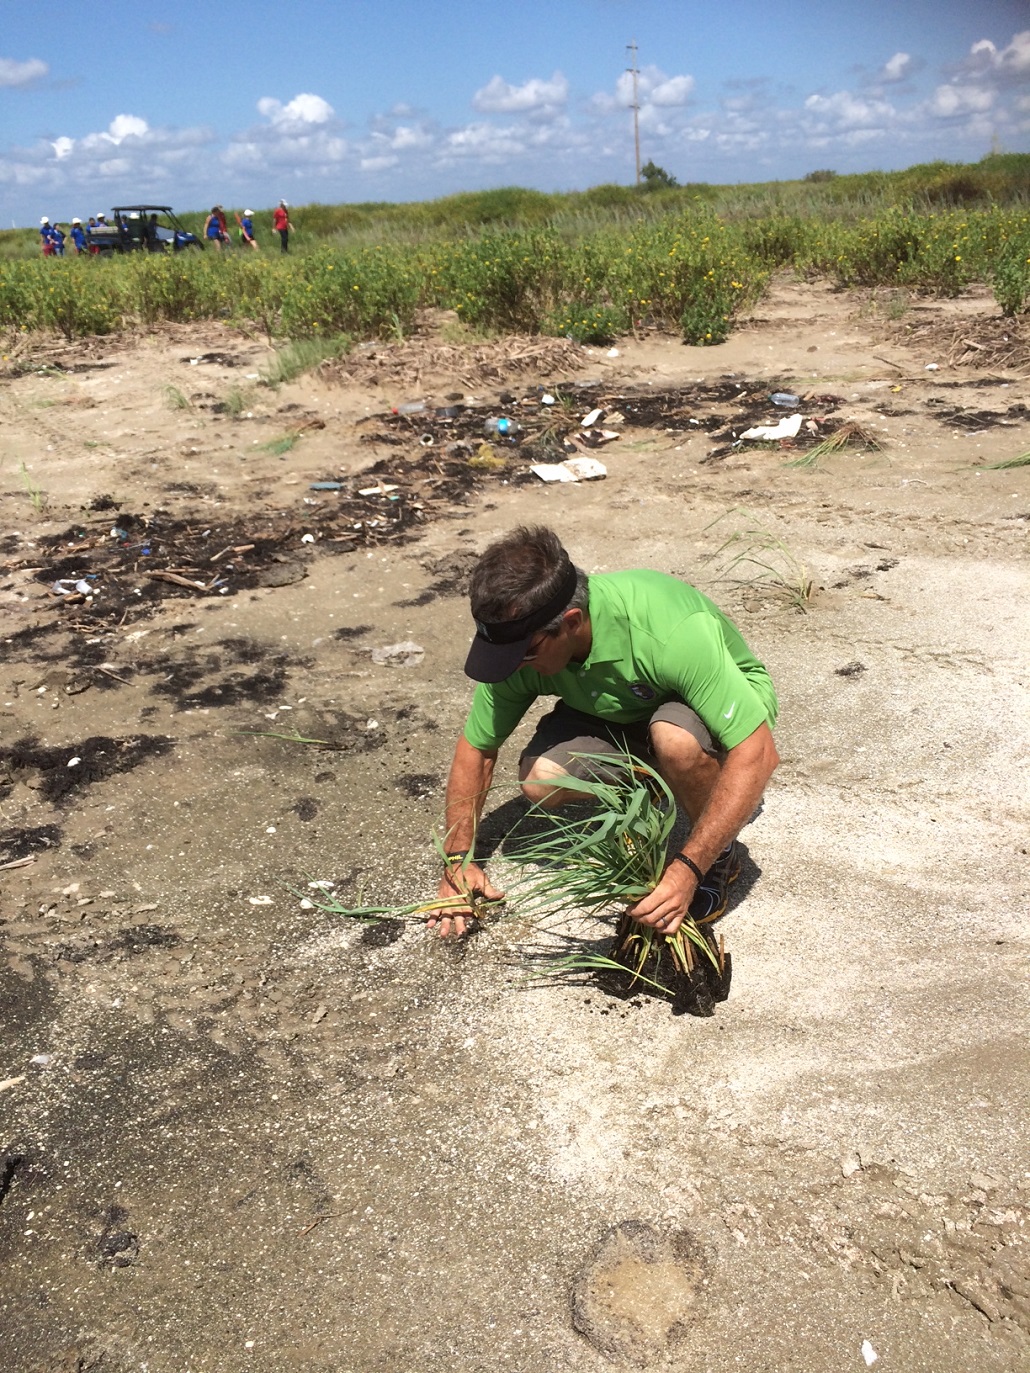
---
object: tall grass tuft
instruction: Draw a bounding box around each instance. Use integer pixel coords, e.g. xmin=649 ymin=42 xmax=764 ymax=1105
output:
xmin=309 ymin=751 xmax=730 ymax=1014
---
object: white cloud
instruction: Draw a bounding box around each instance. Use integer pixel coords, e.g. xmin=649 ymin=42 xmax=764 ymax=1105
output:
xmin=108 ymin=114 xmax=150 ymax=142
xmin=391 ymin=125 xmax=434 ymax=151
xmin=472 ymin=72 xmax=568 ymax=114
xmin=965 ymin=30 xmax=1030 ymax=82
xmin=650 ymin=75 xmax=695 ymax=107
xmin=928 ymin=84 xmax=995 ymax=118
xmin=803 ymin=91 xmax=895 ymax=128
xmin=0 ymin=56 xmax=47 ymax=88
xmin=881 ymin=52 xmax=912 ymax=83
xmin=360 ymin=154 xmax=398 ymax=172
xmin=445 ymin=122 xmax=528 ymax=161
xmin=226 ymin=92 xmax=346 ymax=172
xmin=612 ymin=66 xmax=694 ymax=110
xmin=51 ymin=136 xmax=74 ymax=160
xmin=256 ymin=93 xmax=335 ymax=126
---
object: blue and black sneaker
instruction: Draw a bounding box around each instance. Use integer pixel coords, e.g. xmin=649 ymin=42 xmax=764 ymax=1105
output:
xmin=688 ymin=841 xmax=742 ymax=924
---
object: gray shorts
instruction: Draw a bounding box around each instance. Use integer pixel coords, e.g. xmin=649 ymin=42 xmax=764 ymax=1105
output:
xmin=518 ymin=701 xmax=721 ymax=782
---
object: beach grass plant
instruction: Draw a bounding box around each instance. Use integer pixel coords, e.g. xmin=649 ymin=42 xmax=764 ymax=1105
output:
xmin=260 ymin=333 xmax=352 ymax=386
xmin=980 ymin=450 xmax=1030 ymax=469
xmin=707 ymin=516 xmax=813 ymax=611
xmin=783 ymin=419 xmax=884 ymax=469
xmin=163 ymin=384 xmax=192 ymax=411
xmin=258 ymin=433 xmax=299 ymax=455
xmin=19 ymin=460 xmax=45 ymax=513
xmin=310 ymin=751 xmax=728 ymax=1014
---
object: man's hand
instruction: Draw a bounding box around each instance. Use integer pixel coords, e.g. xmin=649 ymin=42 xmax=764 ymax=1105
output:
xmin=626 ymin=860 xmax=697 ymax=938
xmin=426 ymin=860 xmax=504 ymax=938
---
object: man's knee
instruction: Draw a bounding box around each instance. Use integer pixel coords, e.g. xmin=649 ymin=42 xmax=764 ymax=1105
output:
xmin=519 ymin=757 xmax=574 ymax=807
xmin=649 ymin=719 xmax=717 ymax=771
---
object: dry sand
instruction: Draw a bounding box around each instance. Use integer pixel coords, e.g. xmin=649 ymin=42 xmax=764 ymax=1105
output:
xmin=1 ymin=278 xmax=1028 ymax=1372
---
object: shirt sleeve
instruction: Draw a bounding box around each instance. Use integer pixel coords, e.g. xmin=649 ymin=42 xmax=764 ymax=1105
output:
xmin=662 ymin=612 xmax=772 ymax=749
xmin=462 ymin=678 xmax=539 ymax=752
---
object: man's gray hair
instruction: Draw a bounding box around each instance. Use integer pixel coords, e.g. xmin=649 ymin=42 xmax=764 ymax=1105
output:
xmin=469 ymin=525 xmax=588 ymax=631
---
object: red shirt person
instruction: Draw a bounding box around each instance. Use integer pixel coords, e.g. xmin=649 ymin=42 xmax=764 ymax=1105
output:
xmin=272 ymin=201 xmax=292 ymax=254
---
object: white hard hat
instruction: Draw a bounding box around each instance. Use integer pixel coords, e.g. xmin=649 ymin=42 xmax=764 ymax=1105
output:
xmin=279 ymin=199 xmax=288 ymax=207
xmin=72 ymin=217 xmax=82 ymax=224
xmin=96 ymin=212 xmax=106 ymax=219
xmin=41 ymin=216 xmax=50 ymax=224
xmin=244 ymin=209 xmax=254 ymax=217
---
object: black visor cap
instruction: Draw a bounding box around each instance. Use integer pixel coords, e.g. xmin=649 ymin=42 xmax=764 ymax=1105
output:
xmin=464 ymin=562 xmax=577 ymax=683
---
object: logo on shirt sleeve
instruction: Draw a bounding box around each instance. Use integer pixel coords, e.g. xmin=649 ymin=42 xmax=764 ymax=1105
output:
xmin=630 ymin=683 xmax=657 ymax=700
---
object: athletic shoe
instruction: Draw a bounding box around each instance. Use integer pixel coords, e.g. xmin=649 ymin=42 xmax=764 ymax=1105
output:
xmin=688 ymin=841 xmax=742 ymax=924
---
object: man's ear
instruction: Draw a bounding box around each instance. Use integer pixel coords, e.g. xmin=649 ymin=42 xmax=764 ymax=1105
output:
xmin=563 ymin=607 xmax=584 ymax=631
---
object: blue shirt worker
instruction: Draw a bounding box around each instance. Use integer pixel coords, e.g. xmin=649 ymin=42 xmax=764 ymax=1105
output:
xmin=238 ymin=210 xmax=258 ymax=248
xmin=70 ymin=219 xmax=88 ymax=253
xmin=50 ymin=224 xmax=66 ymax=256
xmin=39 ymin=217 xmax=55 ymax=255
xmin=426 ymin=525 xmax=780 ymax=940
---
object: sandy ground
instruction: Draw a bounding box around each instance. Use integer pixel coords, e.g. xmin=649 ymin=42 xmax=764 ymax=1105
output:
xmin=1 ymin=278 xmax=1028 ymax=1373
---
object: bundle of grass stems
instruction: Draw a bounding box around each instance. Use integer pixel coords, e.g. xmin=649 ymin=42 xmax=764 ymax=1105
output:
xmin=784 ymin=419 xmax=883 ymax=469
xmin=310 ymin=751 xmax=731 ymax=1017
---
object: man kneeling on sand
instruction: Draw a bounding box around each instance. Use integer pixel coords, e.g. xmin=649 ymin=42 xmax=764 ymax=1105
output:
xmin=426 ymin=525 xmax=780 ymax=937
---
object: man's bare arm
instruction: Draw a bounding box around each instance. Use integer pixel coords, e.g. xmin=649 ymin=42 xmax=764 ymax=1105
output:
xmin=427 ymin=735 xmax=503 ymax=936
xmin=629 ymin=722 xmax=779 ymax=934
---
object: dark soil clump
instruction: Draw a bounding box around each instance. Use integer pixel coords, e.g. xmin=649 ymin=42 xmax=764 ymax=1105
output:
xmin=0 ymin=734 xmax=175 ymax=804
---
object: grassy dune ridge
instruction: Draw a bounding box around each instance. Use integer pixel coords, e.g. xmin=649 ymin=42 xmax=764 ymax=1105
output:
xmin=3 ymin=155 xmax=1029 ymax=343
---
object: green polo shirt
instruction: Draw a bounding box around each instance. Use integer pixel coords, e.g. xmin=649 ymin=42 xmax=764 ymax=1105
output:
xmin=463 ymin=569 xmax=777 ymax=753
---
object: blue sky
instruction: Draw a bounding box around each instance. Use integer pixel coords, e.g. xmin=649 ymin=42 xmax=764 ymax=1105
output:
xmin=2 ymin=0 xmax=1029 ymax=226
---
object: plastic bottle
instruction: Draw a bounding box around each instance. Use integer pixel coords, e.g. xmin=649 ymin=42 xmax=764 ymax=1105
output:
xmin=392 ymin=401 xmax=426 ymax=415
xmin=484 ymin=417 xmax=521 ymax=438
xmin=769 ymin=392 xmax=800 ymax=407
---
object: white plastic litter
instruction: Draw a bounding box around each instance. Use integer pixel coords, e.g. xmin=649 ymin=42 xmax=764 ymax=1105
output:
xmin=531 ymin=457 xmax=607 ymax=483
xmin=861 ymin=1340 xmax=878 ymax=1366
xmin=740 ymin=414 xmax=803 ymax=441
xmin=925 ymin=363 xmax=939 ymax=371
xmin=581 ymin=408 xmax=604 ymax=428
xmin=247 ymin=895 xmax=273 ymax=906
xmin=541 ymin=393 xmax=556 ymax=405
xmin=607 ymin=347 xmax=620 ymax=357
xmin=300 ymin=533 xmax=316 ymax=543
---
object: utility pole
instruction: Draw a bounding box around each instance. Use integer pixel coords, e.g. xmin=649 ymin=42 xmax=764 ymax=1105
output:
xmin=627 ymin=39 xmax=641 ymax=185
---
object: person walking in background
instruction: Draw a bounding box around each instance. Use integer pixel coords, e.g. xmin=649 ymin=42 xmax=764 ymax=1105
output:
xmin=204 ymin=206 xmax=225 ymax=250
xmin=216 ymin=206 xmax=229 ymax=244
xmin=237 ymin=209 xmax=258 ymax=249
xmin=50 ymin=223 xmax=66 ymax=256
xmin=273 ymin=200 xmax=292 ymax=253
xmin=39 ymin=217 xmax=55 ymax=256
xmin=70 ymin=218 xmax=87 ymax=254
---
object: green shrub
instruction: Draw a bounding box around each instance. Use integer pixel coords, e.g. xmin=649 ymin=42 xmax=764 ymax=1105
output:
xmin=543 ymin=300 xmax=627 ymax=344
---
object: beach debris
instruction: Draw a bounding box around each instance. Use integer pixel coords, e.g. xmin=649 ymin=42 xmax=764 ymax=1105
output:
xmin=579 ymin=428 xmax=620 ymax=448
xmin=740 ymin=414 xmax=803 ymax=441
xmin=769 ymin=391 xmax=800 ymax=407
xmin=581 ymin=407 xmax=605 ymax=427
xmin=531 ymin=457 xmax=607 ymax=483
xmin=861 ymin=1340 xmax=878 ymax=1366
